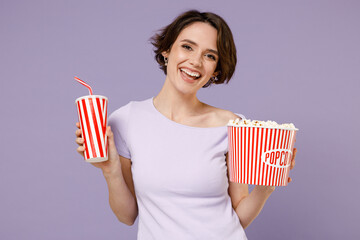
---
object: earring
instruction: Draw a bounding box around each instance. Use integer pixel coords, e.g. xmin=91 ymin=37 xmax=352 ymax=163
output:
xmin=164 ymin=57 xmax=168 ymax=66
xmin=211 ymin=76 xmax=218 ymax=83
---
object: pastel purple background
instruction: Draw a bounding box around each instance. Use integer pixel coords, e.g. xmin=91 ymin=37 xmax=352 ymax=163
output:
xmin=1 ymin=0 xmax=359 ymax=239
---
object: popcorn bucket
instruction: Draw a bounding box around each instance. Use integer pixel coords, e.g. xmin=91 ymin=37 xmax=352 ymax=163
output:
xmin=75 ymin=95 xmax=108 ymax=162
xmin=228 ymin=126 xmax=297 ymax=186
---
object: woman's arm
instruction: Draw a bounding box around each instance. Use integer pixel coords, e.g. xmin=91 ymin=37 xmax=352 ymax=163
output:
xmin=226 ymin=153 xmax=274 ymax=229
xmin=227 ymin=149 xmax=297 ymax=229
xmin=104 ymin=154 xmax=138 ymax=226
xmin=224 ymin=112 xmax=276 ymax=228
xmin=76 ymin=124 xmax=138 ymax=225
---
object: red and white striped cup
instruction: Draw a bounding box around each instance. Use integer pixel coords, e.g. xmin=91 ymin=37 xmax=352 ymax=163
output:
xmin=228 ymin=126 xmax=297 ymax=186
xmin=75 ymin=95 xmax=108 ymax=162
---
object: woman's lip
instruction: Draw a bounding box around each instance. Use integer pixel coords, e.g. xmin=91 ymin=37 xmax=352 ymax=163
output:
xmin=180 ymin=67 xmax=201 ymax=76
xmin=180 ymin=69 xmax=197 ymax=83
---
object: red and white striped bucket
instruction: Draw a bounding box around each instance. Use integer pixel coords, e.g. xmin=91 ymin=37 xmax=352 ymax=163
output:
xmin=75 ymin=95 xmax=108 ymax=162
xmin=228 ymin=126 xmax=297 ymax=186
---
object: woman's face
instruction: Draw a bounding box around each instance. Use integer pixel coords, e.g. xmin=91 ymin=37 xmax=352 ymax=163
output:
xmin=162 ymin=22 xmax=219 ymax=94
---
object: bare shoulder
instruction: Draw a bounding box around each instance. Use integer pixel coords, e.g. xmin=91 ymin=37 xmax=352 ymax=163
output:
xmin=202 ymin=103 xmax=243 ymax=127
xmin=223 ymin=110 xmax=243 ymax=121
xmin=217 ymin=109 xmax=241 ymax=124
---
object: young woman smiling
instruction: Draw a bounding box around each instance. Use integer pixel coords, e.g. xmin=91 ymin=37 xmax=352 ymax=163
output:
xmin=75 ymin=10 xmax=296 ymax=240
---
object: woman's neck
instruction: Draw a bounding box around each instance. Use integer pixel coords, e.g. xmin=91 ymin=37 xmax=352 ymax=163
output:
xmin=153 ymin=79 xmax=205 ymax=121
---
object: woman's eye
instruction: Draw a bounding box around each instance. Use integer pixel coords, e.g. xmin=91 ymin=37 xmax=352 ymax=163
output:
xmin=182 ymin=44 xmax=192 ymax=50
xmin=206 ymin=54 xmax=216 ymax=61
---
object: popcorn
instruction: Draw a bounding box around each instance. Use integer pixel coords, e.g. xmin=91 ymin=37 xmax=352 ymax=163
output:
xmin=228 ymin=118 xmax=297 ymax=130
xmin=227 ymin=118 xmax=299 ymax=186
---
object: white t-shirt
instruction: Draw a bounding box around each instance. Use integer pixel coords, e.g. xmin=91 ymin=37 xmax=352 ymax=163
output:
xmin=108 ymin=97 xmax=247 ymax=240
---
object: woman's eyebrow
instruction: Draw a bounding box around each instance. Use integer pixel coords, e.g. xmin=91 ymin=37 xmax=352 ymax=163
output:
xmin=180 ymin=39 xmax=218 ymax=55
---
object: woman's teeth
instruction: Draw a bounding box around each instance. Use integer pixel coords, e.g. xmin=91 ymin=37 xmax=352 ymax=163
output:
xmin=180 ymin=68 xmax=200 ymax=79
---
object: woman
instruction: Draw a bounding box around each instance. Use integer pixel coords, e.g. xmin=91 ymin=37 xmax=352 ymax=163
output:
xmin=75 ymin=10 xmax=296 ymax=240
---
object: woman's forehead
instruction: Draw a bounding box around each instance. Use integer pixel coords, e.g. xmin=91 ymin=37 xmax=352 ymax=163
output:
xmin=176 ymin=22 xmax=218 ymax=49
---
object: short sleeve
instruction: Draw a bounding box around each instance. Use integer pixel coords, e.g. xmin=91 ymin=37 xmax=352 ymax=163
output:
xmin=108 ymin=102 xmax=132 ymax=159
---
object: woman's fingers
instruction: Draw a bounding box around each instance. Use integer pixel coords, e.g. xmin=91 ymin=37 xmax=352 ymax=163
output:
xmin=75 ymin=122 xmax=82 ymax=136
xmin=75 ymin=125 xmax=84 ymax=146
xmin=292 ymin=148 xmax=297 ymax=160
xmin=288 ymin=148 xmax=297 ymax=183
xmin=75 ymin=123 xmax=83 ymax=141
xmin=290 ymin=148 xmax=297 ymax=170
xmin=75 ymin=129 xmax=81 ymax=137
xmin=75 ymin=122 xmax=84 ymax=149
xmin=75 ymin=137 xmax=84 ymax=145
xmin=290 ymin=158 xmax=295 ymax=170
xmin=76 ymin=145 xmax=85 ymax=157
xmin=75 ymin=122 xmax=85 ymax=157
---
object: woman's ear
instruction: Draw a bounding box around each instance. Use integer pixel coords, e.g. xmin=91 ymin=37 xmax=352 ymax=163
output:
xmin=162 ymin=51 xmax=169 ymax=59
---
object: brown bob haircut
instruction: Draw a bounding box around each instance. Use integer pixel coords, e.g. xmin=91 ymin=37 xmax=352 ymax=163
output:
xmin=150 ymin=10 xmax=237 ymax=88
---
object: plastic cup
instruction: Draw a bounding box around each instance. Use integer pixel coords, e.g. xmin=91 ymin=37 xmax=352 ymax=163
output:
xmin=228 ymin=125 xmax=297 ymax=186
xmin=75 ymin=95 xmax=108 ymax=162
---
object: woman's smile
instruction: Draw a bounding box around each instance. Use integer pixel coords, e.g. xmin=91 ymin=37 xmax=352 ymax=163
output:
xmin=179 ymin=67 xmax=201 ymax=84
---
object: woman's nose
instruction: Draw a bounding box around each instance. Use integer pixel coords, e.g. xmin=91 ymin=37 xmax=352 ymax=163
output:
xmin=189 ymin=53 xmax=202 ymax=67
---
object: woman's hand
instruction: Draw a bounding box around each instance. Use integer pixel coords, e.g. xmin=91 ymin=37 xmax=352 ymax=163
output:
xmin=231 ymin=144 xmax=298 ymax=229
xmin=254 ymin=147 xmax=297 ymax=193
xmin=75 ymin=122 xmax=122 ymax=176
xmin=287 ymin=147 xmax=297 ymax=183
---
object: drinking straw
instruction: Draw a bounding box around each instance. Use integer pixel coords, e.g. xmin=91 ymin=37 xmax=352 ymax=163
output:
xmin=74 ymin=76 xmax=93 ymax=95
